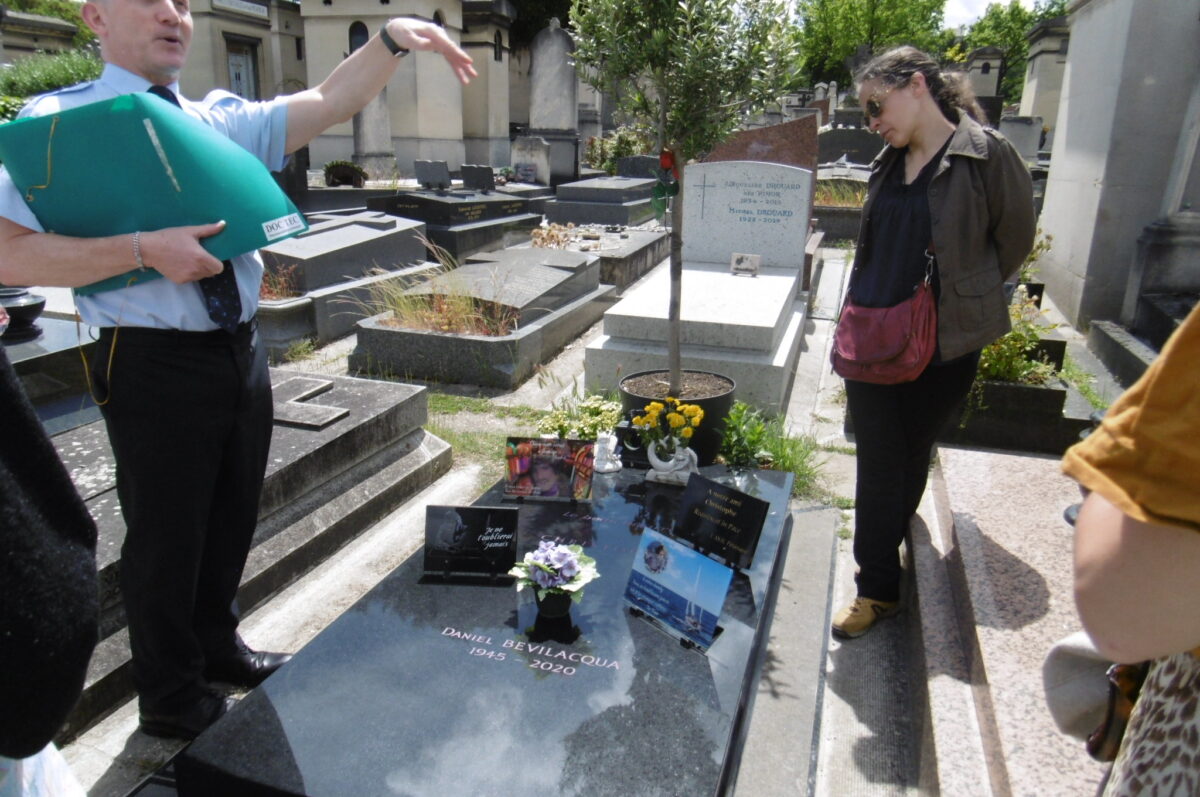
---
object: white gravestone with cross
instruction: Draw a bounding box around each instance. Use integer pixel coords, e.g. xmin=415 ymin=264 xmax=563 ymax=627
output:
xmin=584 ymin=160 xmax=816 ymax=415
xmin=682 ymin=160 xmax=813 ymax=268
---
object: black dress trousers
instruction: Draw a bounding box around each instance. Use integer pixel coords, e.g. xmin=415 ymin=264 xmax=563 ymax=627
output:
xmin=92 ymin=322 xmax=272 ymax=711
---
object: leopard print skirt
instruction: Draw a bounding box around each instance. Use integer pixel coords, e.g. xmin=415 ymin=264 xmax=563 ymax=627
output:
xmin=1103 ymin=650 xmax=1200 ymax=796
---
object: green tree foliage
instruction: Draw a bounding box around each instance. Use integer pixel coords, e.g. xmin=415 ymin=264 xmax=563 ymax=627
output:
xmin=570 ymin=0 xmax=794 ymax=393
xmin=796 ymin=0 xmax=946 ymax=87
xmin=963 ymin=0 xmax=1066 ymax=104
xmin=0 ymin=49 xmax=103 ymax=100
xmin=5 ymin=0 xmax=96 ymax=48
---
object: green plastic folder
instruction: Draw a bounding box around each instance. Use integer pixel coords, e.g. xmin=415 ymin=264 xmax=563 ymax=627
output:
xmin=0 ymin=93 xmax=307 ymax=295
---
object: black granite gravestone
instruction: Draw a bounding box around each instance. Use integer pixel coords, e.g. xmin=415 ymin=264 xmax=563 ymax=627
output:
xmin=616 ymin=154 xmax=659 ymax=179
xmin=173 ymin=467 xmax=793 ymax=797
xmin=461 ymin=164 xmax=496 ymax=194
xmin=414 ymin=159 xmax=451 ymax=191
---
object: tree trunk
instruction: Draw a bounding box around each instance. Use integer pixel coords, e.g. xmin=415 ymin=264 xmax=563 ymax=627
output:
xmin=668 ymin=166 xmax=684 ymax=395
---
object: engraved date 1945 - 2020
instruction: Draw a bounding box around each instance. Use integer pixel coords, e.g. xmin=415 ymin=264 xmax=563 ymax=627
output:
xmin=443 ymin=625 xmax=621 ymax=679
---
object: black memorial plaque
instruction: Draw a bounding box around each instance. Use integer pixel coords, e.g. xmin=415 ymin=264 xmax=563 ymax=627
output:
xmin=422 ymin=505 xmax=518 ymax=580
xmin=675 ymin=474 xmax=770 ymax=571
xmin=175 ymin=467 xmax=794 ymax=797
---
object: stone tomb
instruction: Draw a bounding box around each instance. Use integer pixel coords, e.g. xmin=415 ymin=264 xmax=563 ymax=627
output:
xmin=585 ymin=161 xmax=814 ymax=414
xmin=367 ymin=161 xmax=541 ymax=260
xmin=52 ymin=371 xmax=451 ymax=738
xmin=350 ymin=249 xmax=616 ymax=388
xmin=256 ymin=210 xmax=432 ymax=360
xmin=173 ymin=467 xmax=794 ymax=797
xmin=543 ymin=175 xmax=657 ymax=227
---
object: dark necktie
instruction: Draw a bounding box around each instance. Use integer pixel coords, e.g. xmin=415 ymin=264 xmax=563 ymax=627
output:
xmin=147 ymin=84 xmax=243 ymax=333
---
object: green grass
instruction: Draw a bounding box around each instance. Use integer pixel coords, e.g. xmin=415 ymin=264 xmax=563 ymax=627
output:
xmin=424 ymin=421 xmax=511 ymax=491
xmin=282 ymin=338 xmax=316 ymax=362
xmin=427 ymin=393 xmax=546 ymax=424
xmin=425 ymin=392 xmax=546 ymax=492
xmin=1060 ymin=354 xmax=1110 ymax=410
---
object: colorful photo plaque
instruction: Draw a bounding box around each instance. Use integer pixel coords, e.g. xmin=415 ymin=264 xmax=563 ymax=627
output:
xmin=503 ymin=437 xmax=595 ymax=501
xmin=623 ymin=529 xmax=734 ymax=651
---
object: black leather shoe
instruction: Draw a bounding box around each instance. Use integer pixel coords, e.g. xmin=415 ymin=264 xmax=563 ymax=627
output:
xmin=204 ymin=648 xmax=293 ymax=688
xmin=140 ymin=691 xmax=234 ymax=740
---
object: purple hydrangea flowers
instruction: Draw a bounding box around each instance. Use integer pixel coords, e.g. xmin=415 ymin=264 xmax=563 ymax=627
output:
xmin=510 ymin=539 xmax=599 ymax=599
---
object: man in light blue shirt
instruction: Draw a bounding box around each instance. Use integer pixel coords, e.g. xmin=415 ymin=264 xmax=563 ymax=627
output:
xmin=0 ymin=0 xmax=475 ymax=742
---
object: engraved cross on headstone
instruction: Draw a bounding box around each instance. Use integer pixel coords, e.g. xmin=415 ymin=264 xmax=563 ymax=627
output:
xmin=272 ymin=376 xmax=350 ymax=430
xmin=694 ymin=175 xmax=716 ymax=219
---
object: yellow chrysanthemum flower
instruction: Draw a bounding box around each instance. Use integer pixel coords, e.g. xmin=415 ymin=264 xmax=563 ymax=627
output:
xmin=680 ymin=426 xmax=694 ymax=439
xmin=667 ymin=412 xmax=686 ymax=429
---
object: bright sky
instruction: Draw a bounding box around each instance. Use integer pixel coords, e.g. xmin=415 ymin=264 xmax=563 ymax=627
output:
xmin=943 ymin=0 xmax=1036 ymax=31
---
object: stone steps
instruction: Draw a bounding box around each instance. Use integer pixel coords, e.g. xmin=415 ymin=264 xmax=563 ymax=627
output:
xmin=54 ymin=370 xmax=452 ymax=742
xmin=912 ymin=449 xmax=1110 ymax=795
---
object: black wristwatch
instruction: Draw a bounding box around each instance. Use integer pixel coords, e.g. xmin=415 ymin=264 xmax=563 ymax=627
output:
xmin=379 ymin=24 xmax=410 ymax=57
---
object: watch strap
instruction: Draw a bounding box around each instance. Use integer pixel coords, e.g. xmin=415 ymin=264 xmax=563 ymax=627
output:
xmin=379 ymin=25 xmax=410 ymax=57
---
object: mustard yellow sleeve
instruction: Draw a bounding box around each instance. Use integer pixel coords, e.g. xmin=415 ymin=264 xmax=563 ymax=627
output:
xmin=1062 ymin=305 xmax=1200 ymax=532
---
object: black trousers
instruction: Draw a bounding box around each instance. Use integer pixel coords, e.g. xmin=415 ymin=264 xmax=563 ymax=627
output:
xmin=93 ymin=321 xmax=272 ymax=711
xmin=844 ymin=352 xmax=979 ymax=602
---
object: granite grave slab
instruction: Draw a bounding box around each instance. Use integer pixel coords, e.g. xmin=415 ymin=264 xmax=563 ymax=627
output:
xmin=349 ymin=253 xmax=617 ymax=389
xmin=543 ymin=175 xmax=657 ymax=227
xmin=367 ymin=178 xmax=541 ymax=260
xmin=261 ymin=211 xmax=426 ymax=294
xmin=174 ymin=467 xmax=794 ymax=797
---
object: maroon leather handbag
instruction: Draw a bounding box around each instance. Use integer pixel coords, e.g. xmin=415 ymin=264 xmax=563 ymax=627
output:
xmin=831 ymin=267 xmax=937 ymax=385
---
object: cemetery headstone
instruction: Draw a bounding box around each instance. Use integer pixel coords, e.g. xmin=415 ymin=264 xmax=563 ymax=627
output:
xmin=682 ymin=160 xmax=814 ymax=268
xmin=511 ymin=136 xmax=552 ymax=185
xmin=351 ymin=91 xmax=395 ymax=180
xmin=616 ymin=155 xmax=660 ymax=179
xmin=585 ymin=160 xmax=816 ymax=413
xmin=706 ymin=116 xmax=819 ymax=177
xmin=998 ymin=116 xmax=1043 ymax=162
xmin=528 ymin=19 xmax=579 ymax=186
xmin=414 ymin=159 xmax=452 ymax=191
xmin=461 ymin=164 xmax=496 ymax=193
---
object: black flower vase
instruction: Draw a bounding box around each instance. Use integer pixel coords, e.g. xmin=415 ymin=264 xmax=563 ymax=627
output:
xmin=534 ymin=590 xmax=573 ymax=618
xmin=529 ymin=590 xmax=580 ymax=644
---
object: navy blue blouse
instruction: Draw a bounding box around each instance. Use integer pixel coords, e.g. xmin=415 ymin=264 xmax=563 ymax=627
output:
xmin=851 ymin=138 xmax=951 ymax=309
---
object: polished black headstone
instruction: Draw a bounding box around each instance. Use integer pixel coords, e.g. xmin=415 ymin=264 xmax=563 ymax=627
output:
xmin=175 ymin=467 xmax=793 ymax=797
xmin=460 ymin=164 xmax=496 ymax=193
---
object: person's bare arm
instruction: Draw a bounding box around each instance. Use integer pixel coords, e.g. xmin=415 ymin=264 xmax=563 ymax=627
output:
xmin=1074 ymin=490 xmax=1200 ymax=663
xmin=284 ymin=17 xmax=475 ymax=155
xmin=0 ymin=216 xmax=226 ymax=288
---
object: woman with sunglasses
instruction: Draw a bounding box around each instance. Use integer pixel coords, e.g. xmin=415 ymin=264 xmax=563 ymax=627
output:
xmin=832 ymin=46 xmax=1035 ymax=639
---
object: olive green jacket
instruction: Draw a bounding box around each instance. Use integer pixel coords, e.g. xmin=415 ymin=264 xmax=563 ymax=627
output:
xmin=857 ymin=112 xmax=1036 ymax=361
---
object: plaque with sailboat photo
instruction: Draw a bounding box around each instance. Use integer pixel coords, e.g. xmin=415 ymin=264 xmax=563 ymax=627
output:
xmin=623 ymin=529 xmax=734 ymax=651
